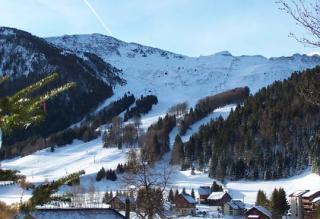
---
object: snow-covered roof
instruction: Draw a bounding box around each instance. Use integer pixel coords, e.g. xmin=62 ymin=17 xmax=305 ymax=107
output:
xmin=111 ymin=195 xmax=135 ymax=204
xmin=289 ymin=190 xmax=309 ymax=197
xmin=248 ymin=206 xmax=272 ymax=218
xmin=312 ymin=196 xmax=320 ymax=203
xmin=226 ymin=200 xmax=245 ymax=209
xmin=208 ymin=191 xmax=229 ymax=200
xmin=181 ymin=194 xmax=197 ymax=204
xmin=19 ymin=208 xmax=125 ymax=219
xmin=302 ymin=190 xmax=320 ymax=198
xmin=198 ymin=186 xmax=211 ymax=196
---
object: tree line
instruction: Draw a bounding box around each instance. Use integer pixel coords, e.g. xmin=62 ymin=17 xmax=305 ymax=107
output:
xmin=173 ymin=67 xmax=320 ymax=180
xmin=124 ymin=95 xmax=158 ymax=121
xmin=179 ymin=87 xmax=249 ymax=135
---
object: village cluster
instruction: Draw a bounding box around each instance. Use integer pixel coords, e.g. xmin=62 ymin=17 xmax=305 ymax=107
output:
xmin=2 ymin=178 xmax=319 ymax=219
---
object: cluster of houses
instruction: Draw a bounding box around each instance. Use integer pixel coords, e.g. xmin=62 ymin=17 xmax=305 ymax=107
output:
xmin=193 ymin=186 xmax=272 ymax=218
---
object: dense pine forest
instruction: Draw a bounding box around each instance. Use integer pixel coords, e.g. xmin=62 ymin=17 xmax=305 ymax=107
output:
xmin=178 ymin=66 xmax=320 ymax=180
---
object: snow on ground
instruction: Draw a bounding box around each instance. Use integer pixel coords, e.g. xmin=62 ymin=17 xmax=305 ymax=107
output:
xmin=2 ymin=102 xmax=320 ymax=207
xmin=0 ymin=183 xmax=32 ymax=205
xmin=1 ymin=138 xmax=127 ymax=184
xmin=169 ymin=105 xmax=235 ymax=147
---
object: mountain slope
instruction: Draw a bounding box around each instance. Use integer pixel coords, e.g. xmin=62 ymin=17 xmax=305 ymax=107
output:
xmin=0 ymin=27 xmax=124 ymax=149
xmin=47 ymin=34 xmax=320 ymax=114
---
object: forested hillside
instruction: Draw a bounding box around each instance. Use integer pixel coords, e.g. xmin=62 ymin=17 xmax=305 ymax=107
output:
xmin=0 ymin=27 xmax=123 ymax=152
xmin=181 ymin=66 xmax=320 ymax=180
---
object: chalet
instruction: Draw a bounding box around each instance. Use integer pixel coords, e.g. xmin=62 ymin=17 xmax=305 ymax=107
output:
xmin=198 ymin=186 xmax=211 ymax=204
xmin=289 ymin=190 xmax=320 ymax=219
xmin=207 ymin=190 xmax=232 ymax=211
xmin=245 ymin=206 xmax=272 ymax=219
xmin=223 ymin=200 xmax=245 ymax=217
xmin=108 ymin=195 xmax=136 ymax=211
xmin=301 ymin=190 xmax=320 ymax=219
xmin=173 ymin=193 xmax=197 ymax=216
xmin=289 ymin=190 xmax=309 ymax=219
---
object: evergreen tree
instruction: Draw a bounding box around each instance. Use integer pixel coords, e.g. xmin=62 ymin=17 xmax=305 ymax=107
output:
xmin=96 ymin=167 xmax=106 ymax=181
xmin=182 ymin=187 xmax=186 ymax=195
xmin=0 ymin=73 xmax=74 ymax=138
xmin=191 ymin=188 xmax=195 ymax=199
xmin=271 ymin=188 xmax=281 ymax=218
xmin=278 ymin=188 xmax=289 ymax=216
xmin=168 ymin=188 xmax=174 ymax=203
xmin=211 ymin=181 xmax=223 ymax=192
xmin=174 ymin=189 xmax=179 ymax=202
xmin=255 ymin=190 xmax=269 ymax=208
xmin=170 ymin=135 xmax=184 ymax=165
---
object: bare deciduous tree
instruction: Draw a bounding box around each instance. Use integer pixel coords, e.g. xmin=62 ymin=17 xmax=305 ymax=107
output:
xmin=278 ymin=0 xmax=320 ymax=106
xmin=123 ymin=157 xmax=172 ymax=219
xmin=278 ymin=0 xmax=320 ymax=47
xmin=168 ymin=102 xmax=189 ymax=116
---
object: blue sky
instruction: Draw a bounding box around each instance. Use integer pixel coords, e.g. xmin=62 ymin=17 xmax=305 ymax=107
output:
xmin=0 ymin=0 xmax=318 ymax=57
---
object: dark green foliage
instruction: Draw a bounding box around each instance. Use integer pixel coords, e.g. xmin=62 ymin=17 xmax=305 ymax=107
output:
xmin=170 ymin=135 xmax=184 ymax=165
xmin=182 ymin=187 xmax=186 ymax=195
xmin=256 ymin=190 xmax=269 ymax=209
xmin=0 ymin=169 xmax=24 ymax=181
xmin=141 ymin=114 xmax=176 ymax=163
xmin=168 ymin=188 xmax=174 ymax=203
xmin=210 ymin=181 xmax=223 ymax=192
xmin=0 ymin=27 xmax=125 ymax=159
xmin=106 ymin=169 xmax=117 ymax=181
xmin=96 ymin=167 xmax=106 ymax=181
xmin=179 ymin=87 xmax=249 ymax=135
xmin=191 ymin=188 xmax=195 ymax=199
xmin=1 ymin=94 xmax=134 ymax=160
xmin=184 ymin=67 xmax=320 ymax=179
xmin=116 ymin=163 xmax=125 ymax=174
xmin=124 ymin=95 xmax=158 ymax=121
xmin=174 ymin=189 xmax=179 ymax=202
xmin=21 ymin=170 xmax=85 ymax=212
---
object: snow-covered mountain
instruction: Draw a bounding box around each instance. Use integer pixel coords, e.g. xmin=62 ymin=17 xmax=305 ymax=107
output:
xmin=47 ymin=34 xmax=320 ymax=113
xmin=0 ymin=27 xmax=124 ymax=146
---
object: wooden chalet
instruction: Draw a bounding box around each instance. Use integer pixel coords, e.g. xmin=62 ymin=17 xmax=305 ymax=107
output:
xmin=207 ymin=190 xmax=232 ymax=208
xmin=245 ymin=206 xmax=272 ymax=219
xmin=108 ymin=195 xmax=136 ymax=211
xmin=223 ymin=199 xmax=245 ymax=217
xmin=198 ymin=186 xmax=211 ymax=204
xmin=173 ymin=193 xmax=197 ymax=216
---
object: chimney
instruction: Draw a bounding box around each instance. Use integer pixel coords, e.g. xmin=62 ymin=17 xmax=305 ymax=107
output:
xmin=125 ymin=197 xmax=130 ymax=219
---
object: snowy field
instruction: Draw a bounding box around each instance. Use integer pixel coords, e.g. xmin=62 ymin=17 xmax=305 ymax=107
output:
xmin=2 ymin=104 xmax=320 ymax=207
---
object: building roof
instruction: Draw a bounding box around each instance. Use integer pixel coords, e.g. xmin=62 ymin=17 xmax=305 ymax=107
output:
xmin=18 ymin=208 xmax=125 ymax=219
xmin=247 ymin=206 xmax=272 ymax=218
xmin=302 ymin=190 xmax=320 ymax=198
xmin=312 ymin=196 xmax=320 ymax=204
xmin=198 ymin=186 xmax=211 ymax=196
xmin=226 ymin=200 xmax=245 ymax=210
xmin=208 ymin=191 xmax=230 ymax=200
xmin=289 ymin=190 xmax=309 ymax=197
xmin=110 ymin=195 xmax=135 ymax=204
xmin=181 ymin=194 xmax=197 ymax=204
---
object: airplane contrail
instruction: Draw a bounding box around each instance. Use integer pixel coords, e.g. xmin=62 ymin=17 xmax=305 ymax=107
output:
xmin=82 ymin=0 xmax=113 ymax=36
